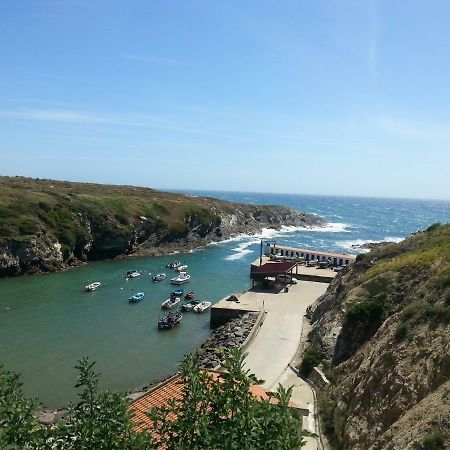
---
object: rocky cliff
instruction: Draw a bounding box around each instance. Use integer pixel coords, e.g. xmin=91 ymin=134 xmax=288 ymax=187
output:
xmin=0 ymin=177 xmax=324 ymax=276
xmin=307 ymin=223 xmax=450 ymax=449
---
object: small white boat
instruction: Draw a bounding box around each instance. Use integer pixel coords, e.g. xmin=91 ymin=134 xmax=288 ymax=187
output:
xmin=181 ymin=300 xmax=200 ymax=312
xmin=126 ymin=270 xmax=141 ymax=278
xmin=161 ymin=297 xmax=181 ymax=309
xmin=166 ymin=261 xmax=182 ymax=269
xmin=85 ymin=282 xmax=101 ymax=292
xmin=170 ymin=272 xmax=191 ymax=285
xmin=129 ymin=292 xmax=145 ymax=303
xmin=175 ymin=264 xmax=188 ymax=272
xmin=153 ymin=273 xmax=167 ymax=282
xmin=193 ymin=301 xmax=212 ymax=313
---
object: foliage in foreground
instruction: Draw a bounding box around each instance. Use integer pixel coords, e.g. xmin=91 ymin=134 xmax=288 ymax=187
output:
xmin=1 ymin=349 xmax=308 ymax=449
xmin=150 ymin=348 xmax=309 ymax=449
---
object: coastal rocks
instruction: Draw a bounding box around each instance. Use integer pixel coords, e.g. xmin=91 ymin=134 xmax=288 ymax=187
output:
xmin=0 ymin=177 xmax=326 ymax=277
xmin=196 ymin=313 xmax=260 ymax=369
xmin=0 ymin=233 xmax=66 ymax=276
xmin=307 ymin=225 xmax=450 ymax=449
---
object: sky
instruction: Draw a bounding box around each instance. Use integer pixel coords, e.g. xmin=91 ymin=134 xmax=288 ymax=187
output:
xmin=0 ymin=1 xmax=449 ymax=200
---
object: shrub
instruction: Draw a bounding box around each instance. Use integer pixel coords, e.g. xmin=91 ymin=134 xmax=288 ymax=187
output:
xmin=321 ymin=361 xmax=336 ymax=383
xmin=299 ymin=346 xmax=322 ymax=377
xmin=394 ymin=322 xmax=410 ymax=341
xmin=414 ymin=431 xmax=445 ymax=449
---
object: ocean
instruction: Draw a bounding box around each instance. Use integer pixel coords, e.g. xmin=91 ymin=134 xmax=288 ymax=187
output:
xmin=0 ymin=192 xmax=449 ymax=407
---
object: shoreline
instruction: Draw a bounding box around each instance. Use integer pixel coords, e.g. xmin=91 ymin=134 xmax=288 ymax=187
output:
xmin=1 ymin=222 xmax=327 ymax=278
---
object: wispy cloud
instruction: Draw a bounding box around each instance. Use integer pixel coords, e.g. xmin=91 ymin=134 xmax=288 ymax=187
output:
xmin=0 ymin=108 xmax=244 ymax=141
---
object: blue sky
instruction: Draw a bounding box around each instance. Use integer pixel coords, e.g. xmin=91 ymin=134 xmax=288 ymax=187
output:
xmin=0 ymin=1 xmax=449 ymax=200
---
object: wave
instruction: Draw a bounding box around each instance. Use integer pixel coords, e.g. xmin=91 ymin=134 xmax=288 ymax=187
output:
xmin=337 ymin=236 xmax=404 ymax=253
xmin=225 ymin=239 xmax=260 ymax=261
xmin=220 ymin=222 xmax=351 ymax=261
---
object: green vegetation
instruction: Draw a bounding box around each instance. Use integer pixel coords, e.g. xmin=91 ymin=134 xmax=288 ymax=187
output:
xmin=343 ymin=293 xmax=387 ymax=345
xmin=299 ymin=346 xmax=322 ymax=377
xmin=0 ymin=349 xmax=309 ymax=449
xmin=0 ymin=177 xmax=231 ymax=266
xmin=394 ymin=322 xmax=410 ymax=341
xmin=359 ymin=224 xmax=450 ymax=284
xmin=414 ymin=431 xmax=445 ymax=450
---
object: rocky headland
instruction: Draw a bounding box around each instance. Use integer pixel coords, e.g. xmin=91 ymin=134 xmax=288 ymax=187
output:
xmin=305 ymin=223 xmax=450 ymax=449
xmin=0 ymin=177 xmax=324 ymax=277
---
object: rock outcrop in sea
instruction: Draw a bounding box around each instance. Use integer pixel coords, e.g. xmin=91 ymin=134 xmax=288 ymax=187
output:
xmin=305 ymin=223 xmax=450 ymax=449
xmin=0 ymin=177 xmax=324 ymax=277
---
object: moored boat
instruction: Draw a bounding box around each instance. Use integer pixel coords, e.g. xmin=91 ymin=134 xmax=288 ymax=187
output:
xmin=181 ymin=300 xmax=200 ymax=312
xmin=126 ymin=270 xmax=141 ymax=278
xmin=170 ymin=272 xmax=190 ymax=285
xmin=175 ymin=264 xmax=188 ymax=272
xmin=171 ymin=289 xmax=184 ymax=297
xmin=153 ymin=273 xmax=167 ymax=282
xmin=193 ymin=301 xmax=212 ymax=313
xmin=85 ymin=282 xmax=101 ymax=292
xmin=161 ymin=296 xmax=181 ymax=309
xmin=185 ymin=291 xmax=195 ymax=300
xmin=129 ymin=292 xmax=145 ymax=303
xmin=166 ymin=261 xmax=182 ymax=269
xmin=157 ymin=311 xmax=183 ymax=329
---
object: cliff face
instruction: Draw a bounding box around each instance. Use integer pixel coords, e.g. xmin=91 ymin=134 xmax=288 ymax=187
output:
xmin=0 ymin=177 xmax=323 ymax=276
xmin=307 ymin=224 xmax=450 ymax=449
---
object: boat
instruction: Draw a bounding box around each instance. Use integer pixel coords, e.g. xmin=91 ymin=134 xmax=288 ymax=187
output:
xmin=129 ymin=292 xmax=145 ymax=303
xmin=181 ymin=300 xmax=200 ymax=312
xmin=153 ymin=273 xmax=167 ymax=282
xmin=175 ymin=264 xmax=188 ymax=272
xmin=170 ymin=272 xmax=191 ymax=285
xmin=185 ymin=291 xmax=195 ymax=300
xmin=193 ymin=301 xmax=212 ymax=313
xmin=166 ymin=261 xmax=182 ymax=269
xmin=161 ymin=296 xmax=181 ymax=309
xmin=171 ymin=289 xmax=184 ymax=297
xmin=126 ymin=270 xmax=141 ymax=278
xmin=157 ymin=311 xmax=183 ymax=329
xmin=85 ymin=282 xmax=101 ymax=292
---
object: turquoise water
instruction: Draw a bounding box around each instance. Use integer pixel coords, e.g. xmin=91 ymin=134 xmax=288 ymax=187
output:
xmin=0 ymin=193 xmax=449 ymax=407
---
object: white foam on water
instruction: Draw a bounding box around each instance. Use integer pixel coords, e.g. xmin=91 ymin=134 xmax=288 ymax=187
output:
xmin=221 ymin=222 xmax=351 ymax=261
xmin=337 ymin=236 xmax=405 ymax=253
xmin=225 ymin=238 xmax=260 ymax=261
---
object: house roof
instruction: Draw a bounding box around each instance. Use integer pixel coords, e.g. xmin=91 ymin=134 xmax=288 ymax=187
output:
xmin=129 ymin=370 xmax=307 ymax=438
xmin=250 ymin=261 xmax=298 ymax=278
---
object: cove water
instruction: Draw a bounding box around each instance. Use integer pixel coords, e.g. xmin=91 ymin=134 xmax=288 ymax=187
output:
xmin=0 ymin=192 xmax=449 ymax=407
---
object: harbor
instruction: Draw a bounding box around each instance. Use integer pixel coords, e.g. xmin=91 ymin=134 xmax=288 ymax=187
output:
xmin=130 ymin=246 xmax=344 ymax=448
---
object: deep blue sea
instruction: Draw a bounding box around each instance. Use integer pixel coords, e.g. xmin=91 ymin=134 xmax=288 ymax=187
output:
xmin=0 ymin=192 xmax=449 ymax=407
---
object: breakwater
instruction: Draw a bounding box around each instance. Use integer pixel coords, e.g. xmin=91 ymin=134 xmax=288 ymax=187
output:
xmin=196 ymin=312 xmax=261 ymax=369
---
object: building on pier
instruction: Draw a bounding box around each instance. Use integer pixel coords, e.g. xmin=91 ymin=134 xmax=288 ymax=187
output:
xmin=264 ymin=243 xmax=355 ymax=267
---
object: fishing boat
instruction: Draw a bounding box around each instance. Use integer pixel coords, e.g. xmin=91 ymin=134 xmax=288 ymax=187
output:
xmin=193 ymin=301 xmax=212 ymax=313
xmin=175 ymin=264 xmax=188 ymax=272
xmin=85 ymin=282 xmax=101 ymax=292
xmin=166 ymin=261 xmax=182 ymax=269
xmin=185 ymin=291 xmax=195 ymax=300
xmin=181 ymin=300 xmax=200 ymax=312
xmin=171 ymin=289 xmax=184 ymax=297
xmin=126 ymin=270 xmax=141 ymax=278
xmin=129 ymin=292 xmax=145 ymax=303
xmin=157 ymin=311 xmax=183 ymax=329
xmin=170 ymin=272 xmax=190 ymax=285
xmin=153 ymin=273 xmax=167 ymax=282
xmin=161 ymin=296 xmax=181 ymax=309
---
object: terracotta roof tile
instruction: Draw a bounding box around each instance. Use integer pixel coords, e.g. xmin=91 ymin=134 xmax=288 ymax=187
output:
xmin=129 ymin=370 xmax=305 ymax=440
